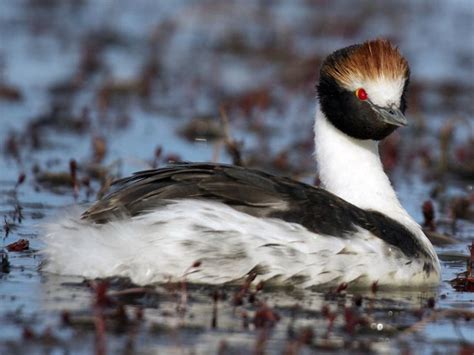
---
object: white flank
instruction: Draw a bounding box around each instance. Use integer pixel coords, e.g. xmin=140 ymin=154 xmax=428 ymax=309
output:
xmin=42 ymin=198 xmax=439 ymax=288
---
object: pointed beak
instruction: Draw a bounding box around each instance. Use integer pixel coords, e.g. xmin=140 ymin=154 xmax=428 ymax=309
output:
xmin=368 ymin=101 xmax=408 ymax=127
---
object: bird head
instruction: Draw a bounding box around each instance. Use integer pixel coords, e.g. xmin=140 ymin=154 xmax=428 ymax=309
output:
xmin=318 ymin=39 xmax=410 ymax=140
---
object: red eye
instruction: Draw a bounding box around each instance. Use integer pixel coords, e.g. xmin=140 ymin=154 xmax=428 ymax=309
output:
xmin=355 ymin=88 xmax=368 ymax=101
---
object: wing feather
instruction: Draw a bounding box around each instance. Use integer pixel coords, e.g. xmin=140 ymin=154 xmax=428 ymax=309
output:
xmin=81 ymin=163 xmax=425 ymax=259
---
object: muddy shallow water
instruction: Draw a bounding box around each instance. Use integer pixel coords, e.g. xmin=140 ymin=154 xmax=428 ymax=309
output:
xmin=0 ymin=1 xmax=473 ymax=354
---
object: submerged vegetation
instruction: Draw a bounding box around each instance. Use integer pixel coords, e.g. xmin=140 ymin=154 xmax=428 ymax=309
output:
xmin=0 ymin=1 xmax=473 ymax=353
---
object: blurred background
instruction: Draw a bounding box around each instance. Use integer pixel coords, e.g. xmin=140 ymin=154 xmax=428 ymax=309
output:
xmin=1 ymin=1 xmax=472 ymax=180
xmin=0 ymin=1 xmax=473 ymax=354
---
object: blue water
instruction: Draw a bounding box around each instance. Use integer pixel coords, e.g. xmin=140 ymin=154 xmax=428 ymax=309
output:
xmin=0 ymin=1 xmax=472 ymax=353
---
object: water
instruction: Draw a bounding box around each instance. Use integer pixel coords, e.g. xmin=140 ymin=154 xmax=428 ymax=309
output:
xmin=0 ymin=1 xmax=473 ymax=353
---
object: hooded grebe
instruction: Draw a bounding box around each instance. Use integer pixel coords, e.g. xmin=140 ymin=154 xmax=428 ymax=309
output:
xmin=43 ymin=39 xmax=440 ymax=288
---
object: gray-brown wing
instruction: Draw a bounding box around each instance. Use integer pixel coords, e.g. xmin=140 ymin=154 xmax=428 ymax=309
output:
xmin=81 ymin=162 xmax=425 ymax=258
xmin=82 ymin=163 xmax=295 ymax=223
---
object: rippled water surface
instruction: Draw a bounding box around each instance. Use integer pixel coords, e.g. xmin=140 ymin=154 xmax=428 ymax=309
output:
xmin=0 ymin=1 xmax=473 ymax=354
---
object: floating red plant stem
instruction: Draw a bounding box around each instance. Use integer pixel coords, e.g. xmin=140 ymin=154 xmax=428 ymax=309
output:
xmin=321 ymin=305 xmax=336 ymax=338
xmin=211 ymin=290 xmax=220 ymax=329
xmin=15 ymin=173 xmax=26 ymax=189
xmin=91 ymin=281 xmax=113 ymax=308
xmin=164 ymin=154 xmax=181 ymax=164
xmin=371 ymin=281 xmax=378 ymax=295
xmin=344 ymin=306 xmax=356 ymax=335
xmin=22 ymin=326 xmax=35 ymax=340
xmin=335 ymin=282 xmax=348 ymax=293
xmin=177 ymin=260 xmax=202 ymax=315
xmin=253 ymin=303 xmax=280 ymax=329
xmin=90 ymin=281 xmax=111 ymax=355
xmin=6 ymin=238 xmax=29 ymax=252
xmin=61 ymin=310 xmax=71 ymax=326
xmin=450 ymin=242 xmax=474 ymax=292
xmin=94 ymin=306 xmax=107 ymax=355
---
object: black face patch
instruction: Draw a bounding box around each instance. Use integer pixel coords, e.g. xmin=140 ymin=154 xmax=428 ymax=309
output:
xmin=317 ymin=75 xmax=406 ymax=140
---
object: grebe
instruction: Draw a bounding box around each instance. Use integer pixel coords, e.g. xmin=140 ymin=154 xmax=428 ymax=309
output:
xmin=43 ymin=39 xmax=440 ymax=288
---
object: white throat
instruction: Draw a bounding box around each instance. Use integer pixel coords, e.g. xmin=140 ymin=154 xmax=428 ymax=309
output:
xmin=314 ymin=107 xmax=410 ymax=222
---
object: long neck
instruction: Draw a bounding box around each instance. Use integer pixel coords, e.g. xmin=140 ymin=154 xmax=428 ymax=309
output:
xmin=314 ymin=107 xmax=440 ymax=276
xmin=314 ymin=107 xmax=411 ymax=222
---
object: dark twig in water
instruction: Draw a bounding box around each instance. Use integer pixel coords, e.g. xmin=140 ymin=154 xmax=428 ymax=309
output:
xmin=422 ymin=200 xmax=436 ymax=231
xmin=9 ymin=172 xmax=25 ymax=225
xmin=371 ymin=281 xmax=378 ymax=295
xmin=177 ymin=260 xmax=202 ymax=315
xmin=211 ymin=289 xmax=221 ymax=329
xmin=13 ymin=203 xmax=23 ymax=224
xmin=0 ymin=249 xmax=9 ymax=273
xmin=69 ymin=159 xmax=79 ymax=200
xmin=15 ymin=173 xmax=26 ymax=189
xmin=3 ymin=216 xmax=10 ymax=239
xmin=233 ymin=272 xmax=257 ymax=307
xmin=241 ymin=309 xmax=249 ymax=330
xmin=4 ymin=131 xmax=21 ymax=163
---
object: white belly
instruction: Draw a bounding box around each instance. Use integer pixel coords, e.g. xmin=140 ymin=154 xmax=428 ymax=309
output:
xmin=41 ymin=200 xmax=439 ymax=288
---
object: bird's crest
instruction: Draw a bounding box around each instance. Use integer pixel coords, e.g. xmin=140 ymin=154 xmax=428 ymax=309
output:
xmin=322 ymin=39 xmax=409 ymax=89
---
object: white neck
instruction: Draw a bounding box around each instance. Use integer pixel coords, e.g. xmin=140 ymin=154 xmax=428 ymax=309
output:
xmin=314 ymin=107 xmax=411 ymax=222
xmin=313 ymin=107 xmax=440 ymax=277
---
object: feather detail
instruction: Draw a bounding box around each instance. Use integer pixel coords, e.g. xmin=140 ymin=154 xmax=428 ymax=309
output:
xmin=321 ymin=39 xmax=409 ymax=90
